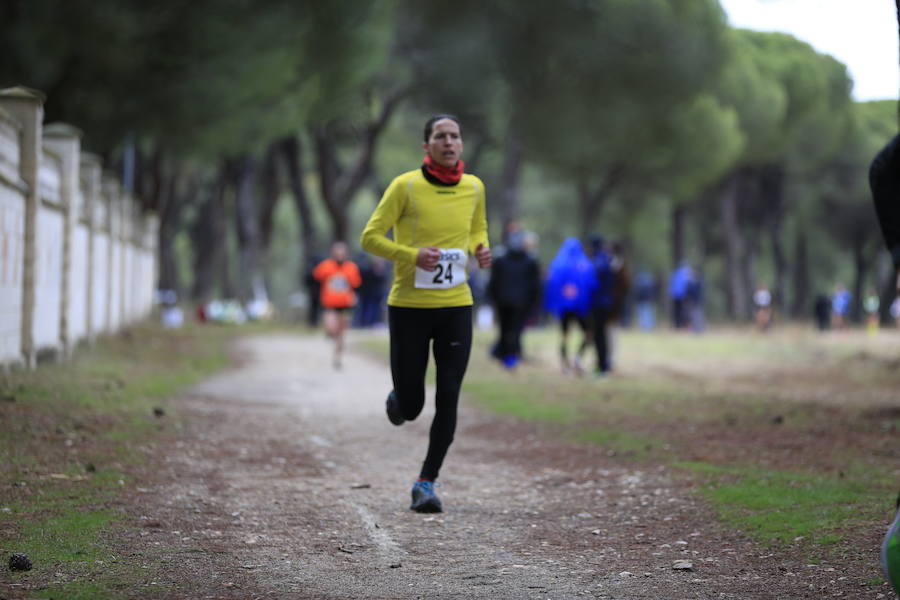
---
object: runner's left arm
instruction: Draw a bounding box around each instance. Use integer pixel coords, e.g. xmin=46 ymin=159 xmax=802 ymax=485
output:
xmin=360 ymin=176 xmax=419 ymax=265
xmin=468 ymin=177 xmax=489 ymax=256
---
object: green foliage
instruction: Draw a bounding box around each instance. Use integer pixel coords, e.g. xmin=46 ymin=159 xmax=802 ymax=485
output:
xmin=2 ymin=1 xmax=889 ymax=315
xmin=729 ymin=30 xmax=853 ymax=172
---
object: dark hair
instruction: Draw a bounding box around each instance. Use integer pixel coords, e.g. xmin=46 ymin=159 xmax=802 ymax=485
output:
xmin=424 ymin=114 xmax=461 ymax=142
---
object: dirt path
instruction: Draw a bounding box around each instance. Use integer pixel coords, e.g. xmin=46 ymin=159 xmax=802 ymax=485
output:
xmin=121 ymin=333 xmax=884 ymax=599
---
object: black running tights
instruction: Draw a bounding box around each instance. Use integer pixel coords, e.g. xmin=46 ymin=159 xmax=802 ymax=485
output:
xmin=388 ymin=305 xmax=472 ymax=481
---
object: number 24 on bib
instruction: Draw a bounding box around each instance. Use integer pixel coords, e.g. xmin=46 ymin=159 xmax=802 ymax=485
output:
xmin=414 ymin=248 xmax=468 ymax=289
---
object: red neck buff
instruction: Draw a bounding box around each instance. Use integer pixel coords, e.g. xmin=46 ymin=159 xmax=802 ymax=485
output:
xmin=423 ymin=154 xmax=465 ymax=185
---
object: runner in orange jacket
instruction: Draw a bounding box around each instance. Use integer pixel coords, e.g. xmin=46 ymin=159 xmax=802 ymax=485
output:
xmin=313 ymin=241 xmax=361 ymax=369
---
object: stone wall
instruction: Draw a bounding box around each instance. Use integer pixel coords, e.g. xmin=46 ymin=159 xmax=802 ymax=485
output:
xmin=0 ymin=87 xmax=159 ymax=367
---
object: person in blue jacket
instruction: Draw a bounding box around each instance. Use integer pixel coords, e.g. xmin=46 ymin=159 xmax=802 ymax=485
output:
xmin=544 ymin=238 xmax=596 ymax=375
xmin=669 ymin=262 xmax=693 ymax=329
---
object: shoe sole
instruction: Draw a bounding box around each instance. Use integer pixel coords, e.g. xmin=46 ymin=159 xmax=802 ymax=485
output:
xmin=882 ymin=501 xmax=900 ymax=594
xmin=410 ymin=498 xmax=443 ymax=513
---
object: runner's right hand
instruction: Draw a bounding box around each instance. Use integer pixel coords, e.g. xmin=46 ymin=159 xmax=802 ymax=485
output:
xmin=417 ymin=246 xmax=440 ymax=271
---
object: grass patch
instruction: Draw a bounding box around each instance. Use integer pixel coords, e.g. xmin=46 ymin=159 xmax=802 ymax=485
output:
xmin=573 ymin=428 xmax=658 ymax=457
xmin=463 ymin=378 xmax=577 ymax=423
xmin=677 ymin=462 xmax=882 ymax=547
xmin=0 ymin=321 xmax=253 ymax=597
xmin=18 ymin=509 xmax=116 ymax=564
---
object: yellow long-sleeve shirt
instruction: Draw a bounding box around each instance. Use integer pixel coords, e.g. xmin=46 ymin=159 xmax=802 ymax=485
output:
xmin=360 ymin=168 xmax=489 ymax=308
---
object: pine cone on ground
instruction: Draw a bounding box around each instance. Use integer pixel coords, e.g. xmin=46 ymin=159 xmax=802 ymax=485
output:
xmin=9 ymin=553 xmax=32 ymax=571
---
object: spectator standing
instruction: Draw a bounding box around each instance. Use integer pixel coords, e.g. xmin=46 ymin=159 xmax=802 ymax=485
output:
xmin=891 ymin=296 xmax=900 ymax=328
xmin=686 ymin=270 xmax=705 ymax=333
xmin=356 ymin=254 xmax=389 ymax=328
xmin=633 ymin=270 xmax=657 ymax=331
xmin=669 ymin=262 xmax=693 ymax=329
xmin=864 ymin=289 xmax=880 ymax=333
xmin=609 ymin=241 xmax=631 ymax=325
xmin=753 ymin=284 xmax=773 ymax=331
xmin=814 ymin=293 xmax=831 ymax=330
xmin=487 ymin=230 xmax=541 ymax=370
xmin=304 ymin=254 xmax=324 ymax=328
xmin=544 ymin=238 xmax=596 ymax=375
xmin=831 ymin=284 xmax=851 ymax=329
xmin=589 ymin=235 xmax=615 ymax=376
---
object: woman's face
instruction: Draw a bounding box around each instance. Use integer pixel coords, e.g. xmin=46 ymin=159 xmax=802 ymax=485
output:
xmin=423 ymin=118 xmax=463 ymax=168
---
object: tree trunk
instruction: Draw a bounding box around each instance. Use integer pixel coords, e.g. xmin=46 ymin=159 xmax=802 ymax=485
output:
xmin=190 ymin=166 xmax=228 ymax=303
xmin=791 ymin=229 xmax=810 ymax=319
xmin=851 ymin=234 xmax=867 ymax=323
xmin=310 ymin=88 xmax=406 ymax=244
xmin=464 ymin=134 xmax=489 ymax=176
xmin=312 ymin=125 xmax=348 ymax=243
xmin=718 ymin=173 xmax=746 ymax=320
xmin=576 ymin=178 xmax=599 ymax=240
xmin=671 ymin=203 xmax=687 ymax=268
xmin=740 ymin=233 xmax=759 ymax=320
xmin=220 ymin=196 xmax=237 ymax=301
xmin=879 ymin=252 xmax=897 ymax=324
xmin=498 ymin=126 xmax=523 ymax=238
xmin=232 ymin=155 xmax=266 ymax=302
xmin=279 ymin=135 xmax=318 ymax=275
xmin=258 ymin=143 xmax=281 ymax=297
xmin=259 ymin=143 xmax=280 ymax=254
xmin=761 ymin=165 xmax=788 ymax=313
xmin=157 ymin=167 xmax=181 ymax=295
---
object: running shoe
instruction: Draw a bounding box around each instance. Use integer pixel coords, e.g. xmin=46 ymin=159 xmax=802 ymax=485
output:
xmin=410 ymin=480 xmax=442 ymax=513
xmin=882 ymin=490 xmax=900 ymax=595
xmin=385 ymin=390 xmax=404 ymax=426
xmin=573 ymin=356 xmax=585 ymax=376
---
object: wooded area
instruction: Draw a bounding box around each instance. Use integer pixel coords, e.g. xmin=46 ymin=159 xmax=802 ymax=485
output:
xmin=2 ymin=0 xmax=897 ymax=323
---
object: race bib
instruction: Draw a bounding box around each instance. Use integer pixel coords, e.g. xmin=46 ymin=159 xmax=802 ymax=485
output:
xmin=327 ymin=273 xmax=350 ymax=293
xmin=415 ymin=248 xmax=467 ymax=289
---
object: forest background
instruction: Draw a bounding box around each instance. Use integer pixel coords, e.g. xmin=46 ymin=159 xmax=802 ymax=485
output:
xmin=2 ymin=0 xmax=897 ymax=323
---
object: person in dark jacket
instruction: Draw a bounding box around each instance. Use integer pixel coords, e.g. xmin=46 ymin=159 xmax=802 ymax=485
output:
xmin=304 ymin=254 xmax=324 ymax=328
xmin=589 ymin=235 xmax=614 ymax=376
xmin=355 ymin=254 xmax=389 ymax=327
xmin=488 ymin=230 xmax=540 ymax=370
xmin=871 ymin=133 xmax=900 ymax=296
xmin=814 ymin=293 xmax=831 ymax=331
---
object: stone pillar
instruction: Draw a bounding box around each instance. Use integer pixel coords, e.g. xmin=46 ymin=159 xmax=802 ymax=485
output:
xmin=80 ymin=153 xmax=101 ymax=343
xmin=43 ymin=123 xmax=82 ymax=358
xmin=146 ymin=213 xmax=160 ymax=318
xmin=102 ymin=176 xmax=118 ymax=333
xmin=0 ymin=87 xmax=45 ymax=368
xmin=119 ymin=191 xmax=130 ymax=326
